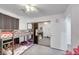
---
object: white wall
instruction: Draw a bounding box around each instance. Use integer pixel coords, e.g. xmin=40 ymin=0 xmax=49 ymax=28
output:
xmin=65 ymin=4 xmax=79 ymax=50
xmin=65 ymin=16 xmax=71 ymax=50
xmin=71 ymin=5 xmax=79 ymax=49
xmin=19 ymin=17 xmax=31 ymax=30
xmin=66 ymin=18 xmax=71 ymax=45
xmin=64 ymin=5 xmax=72 ymax=50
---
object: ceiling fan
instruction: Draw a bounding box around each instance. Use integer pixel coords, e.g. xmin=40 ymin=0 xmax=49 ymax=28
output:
xmin=21 ymin=4 xmax=38 ymax=13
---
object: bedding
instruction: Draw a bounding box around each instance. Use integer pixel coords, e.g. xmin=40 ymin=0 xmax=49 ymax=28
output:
xmin=0 ymin=32 xmax=13 ymax=40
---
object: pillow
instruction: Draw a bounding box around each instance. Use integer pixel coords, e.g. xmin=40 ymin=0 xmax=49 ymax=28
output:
xmin=0 ymin=32 xmax=13 ymax=39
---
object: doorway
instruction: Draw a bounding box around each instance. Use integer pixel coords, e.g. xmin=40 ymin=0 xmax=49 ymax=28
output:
xmin=32 ymin=23 xmax=38 ymax=44
xmin=27 ymin=21 xmax=50 ymax=47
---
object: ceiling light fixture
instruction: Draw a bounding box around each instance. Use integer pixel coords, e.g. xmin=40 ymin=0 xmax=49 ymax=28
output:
xmin=25 ymin=5 xmax=31 ymax=12
xmin=44 ymin=22 xmax=49 ymax=25
xmin=21 ymin=4 xmax=38 ymax=13
xmin=30 ymin=6 xmax=36 ymax=11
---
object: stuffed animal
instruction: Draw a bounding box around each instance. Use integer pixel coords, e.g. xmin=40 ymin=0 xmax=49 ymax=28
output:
xmin=66 ymin=45 xmax=79 ymax=55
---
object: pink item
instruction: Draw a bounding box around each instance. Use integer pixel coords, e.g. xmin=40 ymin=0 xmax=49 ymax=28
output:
xmin=73 ymin=48 xmax=79 ymax=55
xmin=0 ymin=32 xmax=13 ymax=38
xmin=66 ymin=45 xmax=79 ymax=55
xmin=65 ymin=50 xmax=73 ymax=55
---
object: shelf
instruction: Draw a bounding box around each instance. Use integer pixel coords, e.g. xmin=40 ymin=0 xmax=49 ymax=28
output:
xmin=3 ymin=38 xmax=12 ymax=41
xmin=3 ymin=41 xmax=13 ymax=45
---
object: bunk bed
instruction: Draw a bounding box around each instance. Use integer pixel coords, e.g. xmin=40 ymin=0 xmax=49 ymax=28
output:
xmin=0 ymin=29 xmax=14 ymax=55
xmin=13 ymin=30 xmax=33 ymax=55
xmin=0 ymin=29 xmax=34 ymax=55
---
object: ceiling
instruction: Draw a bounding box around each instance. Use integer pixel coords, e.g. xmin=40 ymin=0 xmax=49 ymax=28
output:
xmin=0 ymin=4 xmax=69 ymax=18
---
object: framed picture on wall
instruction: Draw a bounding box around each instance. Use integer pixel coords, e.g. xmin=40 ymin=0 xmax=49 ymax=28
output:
xmin=27 ymin=23 xmax=32 ymax=29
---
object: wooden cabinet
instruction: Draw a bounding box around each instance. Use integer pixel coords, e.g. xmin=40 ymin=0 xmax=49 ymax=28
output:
xmin=3 ymin=14 xmax=8 ymax=29
xmin=11 ymin=17 xmax=19 ymax=29
xmin=0 ymin=13 xmax=3 ymax=29
xmin=10 ymin=17 xmax=14 ymax=29
xmin=0 ymin=13 xmax=19 ymax=29
xmin=11 ymin=18 xmax=19 ymax=29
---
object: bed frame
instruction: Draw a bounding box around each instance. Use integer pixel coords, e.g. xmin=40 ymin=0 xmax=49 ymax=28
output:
xmin=0 ymin=29 xmax=33 ymax=55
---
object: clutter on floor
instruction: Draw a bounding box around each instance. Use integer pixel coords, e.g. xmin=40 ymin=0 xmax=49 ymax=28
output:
xmin=65 ymin=46 xmax=79 ymax=55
